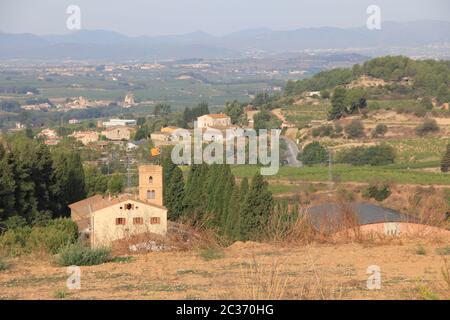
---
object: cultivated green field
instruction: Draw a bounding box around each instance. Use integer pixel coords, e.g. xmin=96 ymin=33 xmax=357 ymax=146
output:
xmin=0 ymin=71 xmax=269 ymax=110
xmin=231 ymin=164 xmax=450 ymax=186
xmin=386 ymin=137 xmax=449 ymax=162
xmin=282 ymin=103 xmax=329 ymax=126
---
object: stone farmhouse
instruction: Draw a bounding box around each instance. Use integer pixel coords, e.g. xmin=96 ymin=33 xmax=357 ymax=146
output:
xmin=196 ymin=114 xmax=231 ymax=129
xmin=69 ymin=165 xmax=167 ymax=248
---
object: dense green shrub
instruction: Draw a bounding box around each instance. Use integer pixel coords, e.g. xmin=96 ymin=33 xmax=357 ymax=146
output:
xmin=415 ymin=118 xmax=440 ymax=136
xmin=345 ymin=120 xmax=365 ymax=139
xmin=336 ymin=144 xmax=396 ymax=166
xmin=363 ymin=182 xmax=391 ymax=202
xmin=373 ymin=124 xmax=388 ymax=137
xmin=421 ymin=97 xmax=434 ymax=110
xmin=27 ymin=219 xmax=78 ymax=254
xmin=311 ymin=125 xmax=334 ymax=137
xmin=56 ymin=244 xmax=112 ymax=266
xmin=299 ymin=142 xmax=328 ymax=166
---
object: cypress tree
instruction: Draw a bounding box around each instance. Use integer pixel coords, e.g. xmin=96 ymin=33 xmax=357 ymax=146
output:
xmin=166 ymin=166 xmax=185 ymax=220
xmin=224 ymin=177 xmax=249 ymax=241
xmin=224 ymin=185 xmax=241 ymax=240
xmin=183 ymin=163 xmax=209 ymax=219
xmin=219 ymin=169 xmax=235 ymax=229
xmin=163 ymin=155 xmax=177 ymax=206
xmin=240 ymin=173 xmax=274 ymax=240
xmin=204 ymin=164 xmax=220 ymax=212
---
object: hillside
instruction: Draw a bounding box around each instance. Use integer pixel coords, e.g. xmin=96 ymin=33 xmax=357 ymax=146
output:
xmin=1 ymin=21 xmax=450 ymax=60
xmin=285 ymin=56 xmax=450 ymax=99
xmin=1 ymin=238 xmax=449 ymax=300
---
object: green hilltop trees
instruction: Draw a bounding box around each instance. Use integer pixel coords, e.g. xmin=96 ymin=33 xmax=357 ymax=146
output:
xmin=286 ymin=56 xmax=450 ymax=106
xmin=329 ymin=87 xmax=367 ymax=120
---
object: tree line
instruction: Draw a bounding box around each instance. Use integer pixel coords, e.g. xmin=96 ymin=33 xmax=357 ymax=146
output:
xmin=163 ymin=156 xmax=274 ymax=241
xmin=285 ymin=56 xmax=450 ymax=103
xmin=0 ymin=135 xmax=86 ymax=226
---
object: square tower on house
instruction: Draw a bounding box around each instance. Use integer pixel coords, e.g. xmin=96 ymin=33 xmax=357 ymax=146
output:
xmin=139 ymin=165 xmax=163 ymax=207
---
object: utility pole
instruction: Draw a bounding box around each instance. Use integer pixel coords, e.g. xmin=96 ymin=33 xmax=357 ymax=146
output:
xmin=328 ymin=148 xmax=333 ymax=198
xmin=126 ymin=151 xmax=131 ymax=189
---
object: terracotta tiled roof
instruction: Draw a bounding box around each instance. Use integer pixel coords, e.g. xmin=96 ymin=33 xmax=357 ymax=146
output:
xmin=69 ymin=194 xmax=166 ymax=220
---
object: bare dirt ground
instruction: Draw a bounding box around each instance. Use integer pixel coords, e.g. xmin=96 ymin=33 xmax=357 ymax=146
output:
xmin=1 ymin=238 xmax=449 ymax=300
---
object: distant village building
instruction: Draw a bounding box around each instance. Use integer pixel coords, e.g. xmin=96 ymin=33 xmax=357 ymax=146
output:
xmin=68 ymin=96 xmax=88 ymax=109
xmin=37 ymin=128 xmax=58 ymax=139
xmin=196 ymin=114 xmax=232 ymax=129
xmin=103 ymin=119 xmax=137 ymax=128
xmin=69 ymin=165 xmax=167 ymax=248
xmin=306 ymin=91 xmax=321 ymax=98
xmin=37 ymin=129 xmax=61 ymax=145
xmin=150 ymin=126 xmax=190 ymax=146
xmin=21 ymin=102 xmax=51 ymax=111
xmin=70 ymin=131 xmax=99 ymax=145
xmin=101 ymin=126 xmax=134 ymax=141
xmin=68 ymin=119 xmax=79 ymax=124
xmin=123 ymin=92 xmax=135 ymax=108
xmin=15 ymin=122 xmax=25 ymax=129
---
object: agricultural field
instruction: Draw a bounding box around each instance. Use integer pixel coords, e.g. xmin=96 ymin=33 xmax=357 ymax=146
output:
xmin=0 ymin=69 xmax=270 ymax=111
xmin=231 ymin=164 xmax=450 ymax=186
xmin=385 ymin=137 xmax=449 ymax=162
xmin=367 ymin=99 xmax=421 ymax=111
xmin=282 ymin=103 xmax=329 ymax=127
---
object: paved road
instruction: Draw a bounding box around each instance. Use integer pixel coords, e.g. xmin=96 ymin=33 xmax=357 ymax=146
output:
xmin=280 ymin=136 xmax=302 ymax=167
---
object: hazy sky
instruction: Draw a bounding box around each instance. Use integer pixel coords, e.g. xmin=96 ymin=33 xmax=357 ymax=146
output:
xmin=0 ymin=0 xmax=449 ymax=36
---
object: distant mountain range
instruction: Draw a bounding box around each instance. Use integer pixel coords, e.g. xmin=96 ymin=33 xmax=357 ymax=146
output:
xmin=0 ymin=20 xmax=449 ymax=61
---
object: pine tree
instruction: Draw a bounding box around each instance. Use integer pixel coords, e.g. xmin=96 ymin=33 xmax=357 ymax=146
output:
xmin=8 ymin=151 xmax=37 ymax=220
xmin=240 ymin=173 xmax=274 ymax=240
xmin=329 ymin=87 xmax=347 ymax=120
xmin=51 ymin=148 xmax=86 ymax=216
xmin=441 ymin=143 xmax=450 ymax=173
xmin=0 ymin=151 xmax=16 ymax=222
xmin=219 ymin=169 xmax=235 ymax=229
